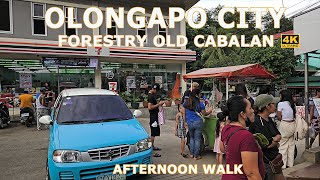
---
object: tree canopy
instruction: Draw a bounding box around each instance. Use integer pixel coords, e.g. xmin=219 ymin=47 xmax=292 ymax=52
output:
xmin=186 ymin=6 xmax=299 ymax=84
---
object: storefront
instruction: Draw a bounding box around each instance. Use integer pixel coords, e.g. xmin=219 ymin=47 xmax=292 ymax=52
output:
xmin=0 ymin=38 xmax=195 ymax=99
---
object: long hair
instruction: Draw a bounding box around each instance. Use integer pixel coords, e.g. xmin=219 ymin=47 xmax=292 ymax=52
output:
xmin=183 ymin=89 xmax=201 ymax=112
xmin=221 ymin=96 xmax=247 ymax=122
xmin=280 ymin=89 xmax=296 ymax=118
xmin=216 ymin=112 xmax=225 ymax=137
xmin=235 ymin=83 xmax=248 ymax=97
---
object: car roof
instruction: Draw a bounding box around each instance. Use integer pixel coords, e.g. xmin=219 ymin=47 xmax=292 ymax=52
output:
xmin=61 ymin=88 xmax=117 ymax=97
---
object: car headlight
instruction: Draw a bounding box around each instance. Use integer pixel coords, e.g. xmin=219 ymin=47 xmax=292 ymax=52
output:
xmin=136 ymin=138 xmax=152 ymax=152
xmin=53 ymin=150 xmax=82 ymax=163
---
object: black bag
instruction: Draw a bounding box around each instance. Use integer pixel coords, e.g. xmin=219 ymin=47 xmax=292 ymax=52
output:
xmin=264 ymin=153 xmax=284 ymax=174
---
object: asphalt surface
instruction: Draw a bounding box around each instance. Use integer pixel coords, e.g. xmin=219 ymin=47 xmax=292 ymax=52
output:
xmin=0 ymin=117 xmax=317 ymax=180
xmin=0 ymin=118 xmax=219 ymax=180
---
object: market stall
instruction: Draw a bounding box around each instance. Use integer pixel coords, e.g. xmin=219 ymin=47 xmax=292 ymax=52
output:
xmin=183 ymin=63 xmax=276 ymax=100
xmin=183 ymin=64 xmax=276 ymax=151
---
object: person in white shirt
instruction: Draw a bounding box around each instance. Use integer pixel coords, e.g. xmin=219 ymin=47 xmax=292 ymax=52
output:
xmin=36 ymin=87 xmax=49 ymax=130
xmin=277 ymin=89 xmax=296 ymax=169
xmin=88 ymin=78 xmax=94 ymax=88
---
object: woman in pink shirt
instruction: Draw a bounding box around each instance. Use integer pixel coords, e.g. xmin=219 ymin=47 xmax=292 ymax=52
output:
xmin=220 ymin=96 xmax=265 ymax=180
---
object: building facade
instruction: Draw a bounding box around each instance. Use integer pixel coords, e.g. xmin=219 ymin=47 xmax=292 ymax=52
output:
xmin=0 ymin=0 xmax=198 ymax=97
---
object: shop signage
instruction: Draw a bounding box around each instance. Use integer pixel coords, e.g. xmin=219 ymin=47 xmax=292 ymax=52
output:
xmin=108 ymin=82 xmax=117 ymax=91
xmin=19 ymin=74 xmax=32 ymax=88
xmin=126 ymin=76 xmax=136 ymax=89
xmin=89 ymin=58 xmax=98 ymax=68
xmin=42 ymin=57 xmax=90 ymax=67
xmin=155 ymin=76 xmax=162 ymax=84
xmin=106 ymin=71 xmax=115 ymax=80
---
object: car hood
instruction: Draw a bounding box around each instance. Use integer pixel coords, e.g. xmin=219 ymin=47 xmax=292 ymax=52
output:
xmin=56 ymin=119 xmax=148 ymax=151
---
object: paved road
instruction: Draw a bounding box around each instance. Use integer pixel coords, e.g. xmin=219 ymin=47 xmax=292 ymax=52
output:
xmin=0 ymin=118 xmax=317 ymax=180
xmin=0 ymin=119 xmax=219 ymax=180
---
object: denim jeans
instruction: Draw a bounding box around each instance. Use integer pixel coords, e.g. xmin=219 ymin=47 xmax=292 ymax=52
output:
xmin=188 ymin=120 xmax=204 ymax=157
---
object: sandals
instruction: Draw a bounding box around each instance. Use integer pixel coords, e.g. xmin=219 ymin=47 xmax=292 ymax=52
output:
xmin=194 ymin=156 xmax=202 ymax=160
xmin=153 ymin=147 xmax=162 ymax=151
xmin=153 ymin=153 xmax=161 ymax=157
xmin=181 ymin=153 xmax=189 ymax=158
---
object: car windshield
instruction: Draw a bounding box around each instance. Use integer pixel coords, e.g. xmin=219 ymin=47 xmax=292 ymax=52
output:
xmin=57 ymin=95 xmax=133 ymax=124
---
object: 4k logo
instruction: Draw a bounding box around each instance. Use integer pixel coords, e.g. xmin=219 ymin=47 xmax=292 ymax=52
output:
xmin=281 ymin=34 xmax=300 ymax=48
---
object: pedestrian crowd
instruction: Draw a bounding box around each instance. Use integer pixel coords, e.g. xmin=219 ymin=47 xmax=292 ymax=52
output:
xmin=147 ymin=82 xmax=319 ymax=180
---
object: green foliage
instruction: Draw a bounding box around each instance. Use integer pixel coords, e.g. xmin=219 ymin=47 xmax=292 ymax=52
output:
xmin=186 ymin=6 xmax=297 ymax=84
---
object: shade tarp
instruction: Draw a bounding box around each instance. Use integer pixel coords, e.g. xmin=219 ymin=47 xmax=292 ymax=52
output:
xmin=183 ymin=64 xmax=275 ymax=80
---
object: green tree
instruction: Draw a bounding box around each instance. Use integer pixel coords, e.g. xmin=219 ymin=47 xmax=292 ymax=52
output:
xmin=186 ymin=6 xmax=297 ymax=84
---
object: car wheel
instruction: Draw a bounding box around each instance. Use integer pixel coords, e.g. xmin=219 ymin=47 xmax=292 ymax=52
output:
xmin=46 ymin=161 xmax=51 ymax=180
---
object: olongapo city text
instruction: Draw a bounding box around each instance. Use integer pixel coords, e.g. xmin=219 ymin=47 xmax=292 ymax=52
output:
xmin=0 ymin=0 xmax=319 ymax=180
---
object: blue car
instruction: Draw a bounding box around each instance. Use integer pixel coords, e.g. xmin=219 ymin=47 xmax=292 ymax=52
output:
xmin=39 ymin=88 xmax=152 ymax=180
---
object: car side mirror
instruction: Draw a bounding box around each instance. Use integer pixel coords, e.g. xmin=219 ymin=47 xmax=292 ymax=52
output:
xmin=133 ymin=110 xmax=142 ymax=118
xmin=39 ymin=115 xmax=53 ymax=125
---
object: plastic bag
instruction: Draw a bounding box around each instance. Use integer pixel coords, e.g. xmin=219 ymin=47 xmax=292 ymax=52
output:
xmin=309 ymin=126 xmax=316 ymax=139
xmin=158 ymin=106 xmax=166 ymax=125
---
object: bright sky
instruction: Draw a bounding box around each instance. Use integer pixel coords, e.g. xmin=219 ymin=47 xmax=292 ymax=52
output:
xmin=195 ymin=0 xmax=320 ymax=17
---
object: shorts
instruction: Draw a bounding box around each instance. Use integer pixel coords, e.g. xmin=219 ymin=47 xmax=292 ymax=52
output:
xmin=150 ymin=113 xmax=160 ymax=137
xmin=150 ymin=125 xmax=160 ymax=137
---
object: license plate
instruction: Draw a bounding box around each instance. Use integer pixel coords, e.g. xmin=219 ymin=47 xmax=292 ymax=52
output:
xmin=21 ymin=113 xmax=29 ymax=117
xmin=96 ymin=174 xmax=126 ymax=180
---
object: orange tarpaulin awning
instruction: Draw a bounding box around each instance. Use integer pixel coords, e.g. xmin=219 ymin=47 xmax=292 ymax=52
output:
xmin=183 ymin=64 xmax=275 ymax=80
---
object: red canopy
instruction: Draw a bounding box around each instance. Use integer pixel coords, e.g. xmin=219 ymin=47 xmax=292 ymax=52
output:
xmin=183 ymin=64 xmax=275 ymax=80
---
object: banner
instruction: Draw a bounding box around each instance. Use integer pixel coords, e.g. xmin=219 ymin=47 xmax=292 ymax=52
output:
xmin=108 ymin=82 xmax=117 ymax=91
xmin=126 ymin=76 xmax=136 ymax=89
xmin=296 ymin=106 xmax=305 ymax=118
xmin=20 ymin=74 xmax=32 ymax=88
xmin=42 ymin=57 xmax=90 ymax=67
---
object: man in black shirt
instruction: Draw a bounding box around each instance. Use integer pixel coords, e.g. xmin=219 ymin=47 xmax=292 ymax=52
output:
xmin=148 ymin=83 xmax=165 ymax=157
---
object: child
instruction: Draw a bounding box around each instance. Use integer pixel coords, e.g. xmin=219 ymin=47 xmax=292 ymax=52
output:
xmin=213 ymin=112 xmax=226 ymax=164
xmin=175 ymin=104 xmax=188 ymax=158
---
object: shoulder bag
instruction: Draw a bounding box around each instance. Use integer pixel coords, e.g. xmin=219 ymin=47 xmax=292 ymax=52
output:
xmin=264 ymin=154 xmax=284 ymax=174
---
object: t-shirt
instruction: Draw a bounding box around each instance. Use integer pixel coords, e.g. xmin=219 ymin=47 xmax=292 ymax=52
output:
xmin=221 ymin=125 xmax=265 ymax=180
xmin=249 ymin=115 xmax=281 ymax=162
xmin=183 ymin=101 xmax=205 ymax=123
xmin=277 ymin=101 xmax=294 ymax=120
xmin=148 ymin=93 xmax=159 ymax=117
xmin=19 ymin=94 xmax=34 ymax=108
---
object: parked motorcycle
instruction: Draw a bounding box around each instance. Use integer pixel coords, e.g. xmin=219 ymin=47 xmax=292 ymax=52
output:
xmin=0 ymin=102 xmax=10 ymax=129
xmin=20 ymin=107 xmax=35 ymax=127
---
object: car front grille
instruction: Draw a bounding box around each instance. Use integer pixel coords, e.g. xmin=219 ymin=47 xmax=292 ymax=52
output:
xmin=79 ymin=160 xmax=138 ymax=180
xmin=88 ymin=145 xmax=130 ymax=161
xmin=59 ymin=171 xmax=74 ymax=180
xmin=142 ymin=156 xmax=151 ymax=164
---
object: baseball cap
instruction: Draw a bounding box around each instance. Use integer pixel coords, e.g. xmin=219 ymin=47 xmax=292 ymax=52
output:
xmin=152 ymin=83 xmax=160 ymax=91
xmin=254 ymin=94 xmax=279 ymax=110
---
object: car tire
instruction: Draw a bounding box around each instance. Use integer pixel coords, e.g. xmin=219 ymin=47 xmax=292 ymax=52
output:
xmin=46 ymin=160 xmax=51 ymax=180
xmin=0 ymin=119 xmax=4 ymax=129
